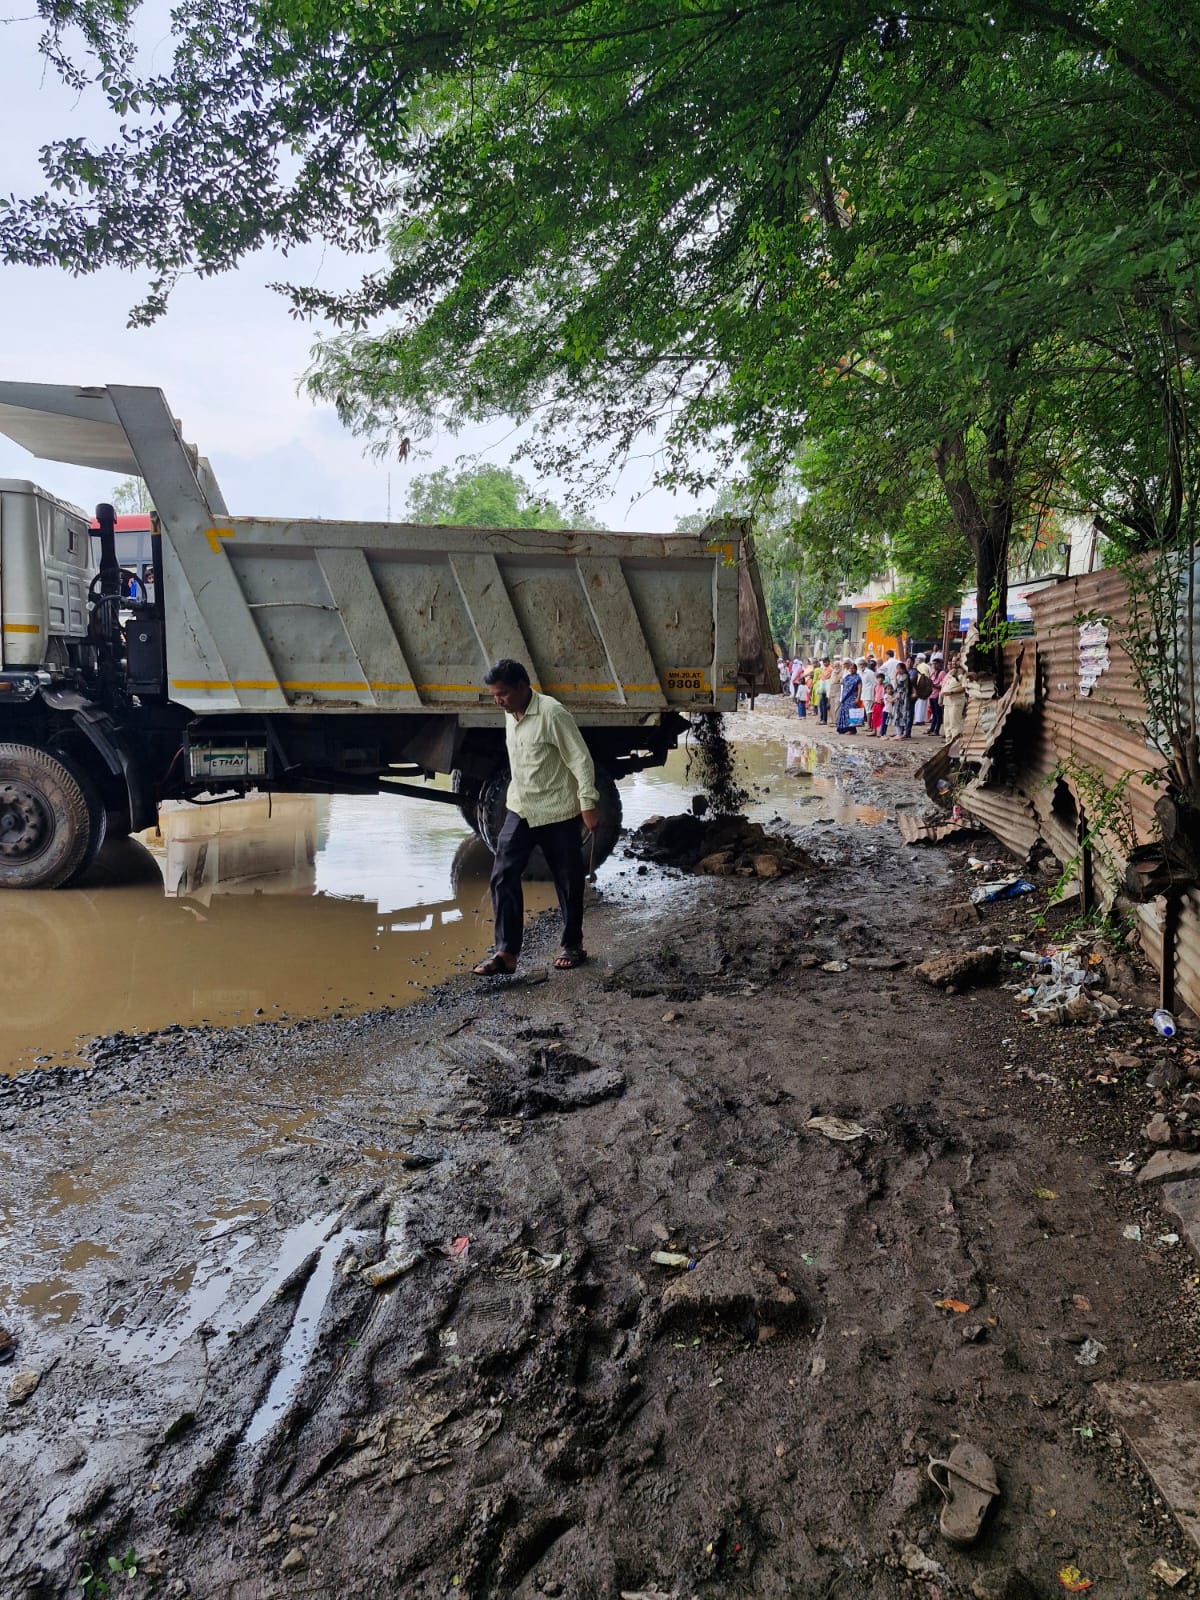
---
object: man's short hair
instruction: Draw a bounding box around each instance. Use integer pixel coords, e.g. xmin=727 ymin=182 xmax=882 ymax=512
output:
xmin=484 ymin=659 xmax=531 ymax=688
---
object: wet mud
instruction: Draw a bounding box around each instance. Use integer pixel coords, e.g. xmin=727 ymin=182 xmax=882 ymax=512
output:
xmin=627 ymin=813 xmax=817 ymax=878
xmin=3 ymin=708 xmax=1200 ymax=1597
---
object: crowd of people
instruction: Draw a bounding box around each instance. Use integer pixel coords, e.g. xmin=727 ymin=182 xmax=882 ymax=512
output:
xmin=775 ymin=648 xmax=967 ymax=741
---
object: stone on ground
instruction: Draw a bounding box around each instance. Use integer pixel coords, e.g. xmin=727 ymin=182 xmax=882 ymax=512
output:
xmin=915 ymin=947 xmax=1001 ymax=989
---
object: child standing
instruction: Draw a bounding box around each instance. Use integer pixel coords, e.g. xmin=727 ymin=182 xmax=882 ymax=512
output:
xmin=869 ymin=674 xmax=885 ymax=735
xmin=795 ymin=671 xmax=810 ymax=718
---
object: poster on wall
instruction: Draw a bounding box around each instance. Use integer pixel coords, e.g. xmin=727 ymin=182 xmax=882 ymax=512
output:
xmin=1077 ymin=618 xmax=1110 ymax=696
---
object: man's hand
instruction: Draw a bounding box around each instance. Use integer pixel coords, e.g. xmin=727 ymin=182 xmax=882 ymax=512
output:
xmin=581 ymin=808 xmax=599 ymax=833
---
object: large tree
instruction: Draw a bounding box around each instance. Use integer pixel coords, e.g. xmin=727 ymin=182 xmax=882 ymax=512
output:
xmin=404 ymin=464 xmax=603 ymax=529
xmin=5 ymin=1 xmax=1199 ymax=611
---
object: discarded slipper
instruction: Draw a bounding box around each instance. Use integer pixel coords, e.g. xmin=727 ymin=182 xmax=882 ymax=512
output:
xmin=927 ymin=1442 xmax=999 ymax=1545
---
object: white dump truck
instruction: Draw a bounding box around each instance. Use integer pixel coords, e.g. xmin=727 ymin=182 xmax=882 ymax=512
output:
xmin=0 ymin=382 xmax=774 ymax=888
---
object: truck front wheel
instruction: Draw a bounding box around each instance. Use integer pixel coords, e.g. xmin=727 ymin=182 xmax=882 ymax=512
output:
xmin=476 ymin=764 xmax=622 ymax=870
xmin=450 ymin=770 xmax=482 ymax=836
xmin=0 ymin=744 xmax=93 ymax=889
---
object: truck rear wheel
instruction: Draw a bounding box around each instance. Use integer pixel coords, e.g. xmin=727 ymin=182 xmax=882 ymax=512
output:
xmin=0 ymin=744 xmax=93 ymax=889
xmin=476 ymin=764 xmax=622 ymax=870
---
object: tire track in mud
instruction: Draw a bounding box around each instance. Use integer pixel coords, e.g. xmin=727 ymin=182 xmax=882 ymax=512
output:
xmin=6 ymin=802 xmax=1200 ymax=1596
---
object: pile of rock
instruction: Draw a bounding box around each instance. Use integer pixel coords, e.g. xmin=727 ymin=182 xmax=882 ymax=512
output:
xmin=628 ymin=814 xmax=816 ymax=881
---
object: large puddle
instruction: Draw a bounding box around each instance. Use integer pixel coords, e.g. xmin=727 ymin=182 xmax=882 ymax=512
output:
xmin=0 ymin=732 xmax=882 ymax=1072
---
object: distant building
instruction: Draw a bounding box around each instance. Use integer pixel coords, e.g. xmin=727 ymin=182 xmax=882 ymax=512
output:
xmin=834 ymin=572 xmax=902 ymax=659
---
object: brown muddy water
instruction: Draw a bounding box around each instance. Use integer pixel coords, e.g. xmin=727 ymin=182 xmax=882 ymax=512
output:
xmin=0 ymin=734 xmax=881 ymax=1072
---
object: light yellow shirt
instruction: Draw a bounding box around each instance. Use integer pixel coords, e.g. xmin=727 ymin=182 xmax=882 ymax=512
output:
xmin=505 ymin=690 xmax=599 ymax=827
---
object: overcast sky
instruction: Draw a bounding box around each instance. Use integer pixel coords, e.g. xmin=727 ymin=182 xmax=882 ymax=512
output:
xmin=0 ymin=9 xmax=704 ymax=531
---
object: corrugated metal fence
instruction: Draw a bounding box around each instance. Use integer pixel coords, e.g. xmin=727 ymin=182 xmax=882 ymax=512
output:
xmin=956 ymin=566 xmax=1200 ymax=1016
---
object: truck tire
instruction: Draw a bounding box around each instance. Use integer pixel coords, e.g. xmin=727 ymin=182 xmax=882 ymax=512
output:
xmin=56 ymin=758 xmax=108 ymax=888
xmin=0 ymin=744 xmax=93 ymax=889
xmin=476 ymin=764 xmax=622 ymax=870
xmin=451 ymin=769 xmax=482 ymax=835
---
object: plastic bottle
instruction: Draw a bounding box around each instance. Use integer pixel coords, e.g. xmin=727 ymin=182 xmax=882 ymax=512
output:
xmin=1152 ymin=1009 xmax=1177 ymax=1038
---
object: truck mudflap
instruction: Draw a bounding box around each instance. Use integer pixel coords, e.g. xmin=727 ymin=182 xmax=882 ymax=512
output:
xmin=40 ymin=687 xmax=152 ymax=832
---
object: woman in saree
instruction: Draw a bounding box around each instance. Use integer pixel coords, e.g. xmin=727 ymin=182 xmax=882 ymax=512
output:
xmin=835 ymin=660 xmax=862 ymax=734
xmin=891 ymin=662 xmax=913 ymax=738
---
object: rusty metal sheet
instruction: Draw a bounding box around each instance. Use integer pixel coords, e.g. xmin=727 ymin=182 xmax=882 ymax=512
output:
xmin=896 ymin=810 xmax=984 ymax=845
xmin=915 ymin=740 xmax=954 ymax=803
xmin=957 ymin=783 xmax=1042 ymax=859
xmin=958 ymin=642 xmax=1037 ymax=780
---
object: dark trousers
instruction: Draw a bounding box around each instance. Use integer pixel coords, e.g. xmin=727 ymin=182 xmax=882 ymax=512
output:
xmin=929 ymin=698 xmax=944 ymax=734
xmin=491 ymin=810 xmax=584 ymax=957
xmin=819 ymin=693 xmax=829 ymax=723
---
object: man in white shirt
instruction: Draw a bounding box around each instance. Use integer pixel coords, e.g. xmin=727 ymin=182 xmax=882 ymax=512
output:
xmin=880 ymin=649 xmax=899 ymax=685
xmin=473 ymin=659 xmax=599 ymax=976
xmin=859 ymin=658 xmax=877 ymax=721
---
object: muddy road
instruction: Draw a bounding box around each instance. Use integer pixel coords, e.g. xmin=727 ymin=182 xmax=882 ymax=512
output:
xmin=3 ymin=704 xmax=1199 ymax=1598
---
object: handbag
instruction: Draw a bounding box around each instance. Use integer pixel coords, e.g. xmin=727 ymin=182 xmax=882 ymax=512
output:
xmin=848 ymin=706 xmax=865 ymax=725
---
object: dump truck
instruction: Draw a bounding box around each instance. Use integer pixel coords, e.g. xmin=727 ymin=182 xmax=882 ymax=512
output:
xmin=0 ymin=382 xmax=774 ymax=889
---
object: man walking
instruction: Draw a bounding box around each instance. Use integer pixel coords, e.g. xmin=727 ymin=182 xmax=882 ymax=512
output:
xmin=473 ymin=659 xmax=599 ymax=976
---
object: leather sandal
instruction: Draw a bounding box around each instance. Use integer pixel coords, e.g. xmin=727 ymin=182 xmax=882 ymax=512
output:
xmin=473 ymin=953 xmax=516 ymax=976
xmin=927 ymin=1442 xmax=999 ymax=1545
xmin=554 ymin=947 xmax=588 ymax=970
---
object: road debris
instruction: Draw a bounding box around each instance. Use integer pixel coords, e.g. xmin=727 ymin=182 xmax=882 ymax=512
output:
xmin=7 ymin=1368 xmax=40 ymax=1405
xmin=361 ymin=1249 xmax=422 ymax=1288
xmin=1149 ymin=1557 xmax=1189 ymax=1587
xmin=1057 ymin=1567 xmax=1094 ymax=1592
xmin=361 ymin=1204 xmax=424 ymax=1288
xmin=915 ymin=947 xmax=1001 ymax=990
xmin=900 ymin=1542 xmax=948 ymax=1578
xmin=1075 ymin=1338 xmax=1106 ymax=1367
xmin=927 ymin=1441 xmax=999 ymax=1545
xmin=492 ymin=1246 xmax=564 ymax=1279
xmin=969 ymin=876 xmax=1035 ymax=904
xmin=805 ymin=1114 xmax=869 ymax=1141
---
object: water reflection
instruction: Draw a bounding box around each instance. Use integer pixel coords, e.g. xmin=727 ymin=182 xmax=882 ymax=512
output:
xmin=0 ymin=793 xmax=557 ymax=1074
xmin=0 ymin=733 xmax=885 ymax=1073
xmin=617 ymin=740 xmax=886 ymax=830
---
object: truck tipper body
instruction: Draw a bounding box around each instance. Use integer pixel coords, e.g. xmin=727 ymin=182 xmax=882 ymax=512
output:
xmin=0 ymin=382 xmax=775 ymax=888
